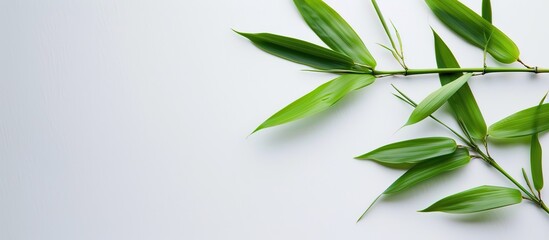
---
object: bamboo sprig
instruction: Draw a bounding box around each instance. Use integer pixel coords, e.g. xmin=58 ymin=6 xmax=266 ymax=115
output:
xmin=237 ymin=0 xmax=549 ymax=221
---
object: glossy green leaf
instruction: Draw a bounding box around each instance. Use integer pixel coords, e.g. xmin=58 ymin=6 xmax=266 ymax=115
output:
xmin=531 ymin=134 xmax=543 ymax=191
xmin=433 ymin=30 xmax=487 ymax=139
xmin=236 ymin=32 xmax=355 ymax=70
xmin=355 ymin=137 xmax=457 ymax=167
xmin=531 ymin=93 xmax=547 ymax=191
xmin=294 ymin=0 xmax=376 ymax=68
xmin=425 ymin=0 xmax=520 ymax=64
xmin=482 ymin=0 xmax=492 ymax=23
xmin=420 ymin=185 xmax=522 ymax=213
xmin=384 ymin=148 xmax=470 ymax=194
xmin=253 ymin=74 xmax=375 ymax=133
xmin=488 ymin=104 xmax=549 ymax=138
xmin=405 ymin=73 xmax=473 ymax=126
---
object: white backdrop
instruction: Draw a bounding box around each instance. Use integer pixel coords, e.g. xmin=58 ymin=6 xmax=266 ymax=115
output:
xmin=2 ymin=0 xmax=549 ymax=239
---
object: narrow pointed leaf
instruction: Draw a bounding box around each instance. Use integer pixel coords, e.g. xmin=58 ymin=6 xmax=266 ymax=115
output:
xmin=371 ymin=0 xmax=397 ymax=53
xmin=531 ymin=93 xmax=547 ymax=191
xmin=488 ymin=104 xmax=549 ymax=138
xmin=384 ymin=148 xmax=470 ymax=194
xmin=531 ymin=134 xmax=543 ymax=191
xmin=425 ymin=0 xmax=520 ymax=63
xmin=433 ymin=30 xmax=487 ymax=139
xmin=254 ymin=74 xmax=375 ymax=133
xmin=391 ymin=21 xmax=404 ymax=57
xmin=420 ymin=186 xmax=522 ymax=214
xmin=356 ymin=137 xmax=457 ymax=167
xmin=294 ymin=0 xmax=376 ymax=67
xmin=405 ymin=73 xmax=473 ymax=126
xmin=236 ymin=32 xmax=355 ymax=70
xmin=482 ymin=0 xmax=492 ymax=23
xmin=522 ymin=168 xmax=536 ymax=194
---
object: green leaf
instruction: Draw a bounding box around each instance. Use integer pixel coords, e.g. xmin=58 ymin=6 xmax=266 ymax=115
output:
xmin=488 ymin=104 xmax=549 ymax=138
xmin=433 ymin=30 xmax=487 ymax=139
xmin=425 ymin=0 xmax=520 ymax=64
xmin=531 ymin=134 xmax=543 ymax=191
xmin=391 ymin=21 xmax=404 ymax=58
xmin=482 ymin=0 xmax=492 ymax=23
xmin=355 ymin=137 xmax=457 ymax=167
xmin=235 ymin=31 xmax=355 ymax=70
xmin=253 ymin=74 xmax=375 ymax=133
xmin=522 ymin=168 xmax=536 ymax=194
xmin=371 ymin=0 xmax=398 ymax=55
xmin=294 ymin=0 xmax=377 ymax=68
xmin=420 ymin=185 xmax=522 ymax=214
xmin=531 ymin=93 xmax=547 ymax=191
xmin=405 ymin=73 xmax=473 ymax=126
xmin=384 ymin=148 xmax=470 ymax=194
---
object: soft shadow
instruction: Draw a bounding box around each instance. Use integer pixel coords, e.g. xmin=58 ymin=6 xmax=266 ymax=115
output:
xmin=488 ymin=136 xmax=530 ymax=148
xmin=448 ymin=210 xmax=511 ymax=224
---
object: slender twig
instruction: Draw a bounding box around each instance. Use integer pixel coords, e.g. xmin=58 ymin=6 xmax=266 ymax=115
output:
xmin=304 ymin=67 xmax=549 ymax=76
xmin=518 ymin=59 xmax=533 ymax=69
xmin=371 ymin=67 xmax=548 ymax=76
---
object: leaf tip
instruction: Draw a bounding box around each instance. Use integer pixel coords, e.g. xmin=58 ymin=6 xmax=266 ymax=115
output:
xmin=356 ymin=194 xmax=382 ymax=223
xmin=250 ymin=125 xmax=265 ymax=135
xmin=539 ymin=91 xmax=548 ymax=105
xmin=417 ymin=208 xmax=431 ymax=213
xmin=233 ymin=29 xmax=251 ymax=38
xmin=402 ymin=118 xmax=415 ymax=128
xmin=232 ymin=29 xmax=243 ymax=34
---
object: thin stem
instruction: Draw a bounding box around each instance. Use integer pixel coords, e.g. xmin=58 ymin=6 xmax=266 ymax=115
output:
xmin=483 ymin=140 xmax=491 ymax=157
xmin=372 ymin=67 xmax=548 ymax=76
xmin=430 ymin=116 xmax=474 ymax=147
xmin=541 ymin=201 xmax=549 ymax=214
xmin=518 ymin=59 xmax=533 ymax=69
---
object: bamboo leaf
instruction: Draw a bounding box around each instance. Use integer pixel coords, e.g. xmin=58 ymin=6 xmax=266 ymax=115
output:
xmin=433 ymin=30 xmax=487 ymax=139
xmin=420 ymin=186 xmax=522 ymax=214
xmin=355 ymin=137 xmax=457 ymax=167
xmin=531 ymin=93 xmax=547 ymax=191
xmin=253 ymin=74 xmax=375 ymax=133
xmin=482 ymin=0 xmax=492 ymax=23
xmin=425 ymin=0 xmax=520 ymax=64
xmin=294 ymin=0 xmax=377 ymax=68
xmin=531 ymin=134 xmax=543 ymax=191
xmin=391 ymin=21 xmax=404 ymax=57
xmin=405 ymin=73 xmax=473 ymax=126
xmin=522 ymin=168 xmax=536 ymax=194
xmin=371 ymin=0 xmax=397 ymax=54
xmin=488 ymin=104 xmax=549 ymax=138
xmin=384 ymin=148 xmax=470 ymax=194
xmin=236 ymin=31 xmax=355 ymax=70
